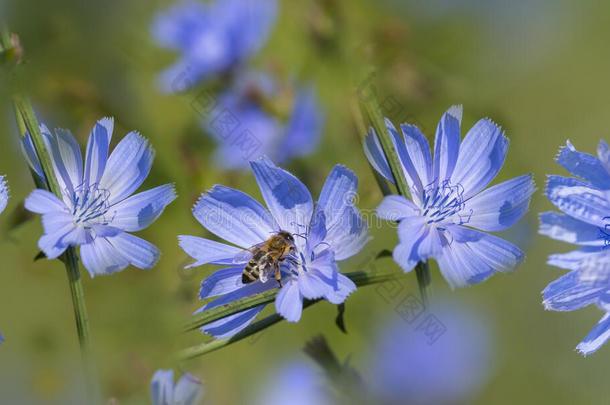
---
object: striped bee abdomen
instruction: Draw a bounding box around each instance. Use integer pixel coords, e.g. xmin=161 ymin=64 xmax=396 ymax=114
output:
xmin=242 ymin=250 xmax=266 ymax=284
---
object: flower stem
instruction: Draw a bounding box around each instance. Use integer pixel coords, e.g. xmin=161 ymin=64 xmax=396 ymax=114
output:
xmin=178 ymin=270 xmax=400 ymax=360
xmin=2 ymin=31 xmax=98 ymax=402
xmin=358 ymin=78 xmax=431 ymax=306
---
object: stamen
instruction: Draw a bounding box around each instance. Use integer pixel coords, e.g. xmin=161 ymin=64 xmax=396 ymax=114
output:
xmin=599 ymin=216 xmax=610 ymax=249
xmin=70 ymin=183 xmax=113 ymax=227
xmin=418 ymin=179 xmax=468 ymax=226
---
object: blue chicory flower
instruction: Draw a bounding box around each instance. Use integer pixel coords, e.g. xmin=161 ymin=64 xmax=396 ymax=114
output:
xmin=540 ymin=140 xmax=610 ymax=355
xmin=151 ymin=369 xmax=204 ymax=405
xmin=369 ymin=300 xmax=494 ymax=405
xmin=152 ymin=0 xmax=277 ymax=92
xmin=179 ymin=157 xmax=368 ymax=338
xmin=364 ymin=105 xmax=535 ymax=288
xmin=23 ymin=118 xmax=176 ymax=277
xmin=0 ymin=175 xmax=8 ymax=215
xmin=205 ymin=71 xmax=323 ymax=170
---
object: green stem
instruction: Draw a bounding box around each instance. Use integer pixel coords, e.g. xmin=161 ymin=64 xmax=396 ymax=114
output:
xmin=178 ymin=270 xmax=399 ymax=360
xmin=2 ymin=30 xmax=97 ymax=402
xmin=358 ymin=75 xmax=431 ymax=306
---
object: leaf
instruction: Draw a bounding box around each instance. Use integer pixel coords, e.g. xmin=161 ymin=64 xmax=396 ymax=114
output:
xmin=375 ymin=249 xmax=392 ymax=260
xmin=33 ymin=250 xmax=46 ymax=261
xmin=335 ymin=303 xmax=347 ymax=334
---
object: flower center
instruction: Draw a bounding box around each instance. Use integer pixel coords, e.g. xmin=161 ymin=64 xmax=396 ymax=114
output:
xmin=70 ymin=184 xmax=112 ymax=227
xmin=600 ymin=216 xmax=610 ymax=249
xmin=420 ymin=180 xmax=471 ymax=226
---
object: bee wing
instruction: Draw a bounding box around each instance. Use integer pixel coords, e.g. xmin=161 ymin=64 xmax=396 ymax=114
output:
xmin=232 ymin=241 xmax=266 ymax=264
xmin=232 ymin=249 xmax=253 ymax=264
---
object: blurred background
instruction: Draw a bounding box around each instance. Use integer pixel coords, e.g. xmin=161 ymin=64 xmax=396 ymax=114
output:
xmin=1 ymin=0 xmax=609 ymax=403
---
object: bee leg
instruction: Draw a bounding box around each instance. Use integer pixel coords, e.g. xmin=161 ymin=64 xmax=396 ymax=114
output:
xmin=274 ymin=263 xmax=282 ymax=288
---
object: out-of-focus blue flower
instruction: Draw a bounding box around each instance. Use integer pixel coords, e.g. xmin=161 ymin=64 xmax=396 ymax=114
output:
xmin=255 ymin=361 xmax=334 ymax=405
xmin=152 ymin=0 xmax=277 ymax=92
xmin=205 ymin=72 xmax=323 ymax=170
xmin=151 ymin=369 xmax=204 ymax=405
xmin=364 ymin=106 xmax=535 ymax=288
xmin=369 ymin=301 xmax=494 ymax=405
xmin=23 ymin=118 xmax=176 ymax=277
xmin=540 ymin=140 xmax=610 ymax=355
xmin=179 ymin=157 xmax=368 ymax=338
xmin=0 ymin=175 xmax=8 ymax=215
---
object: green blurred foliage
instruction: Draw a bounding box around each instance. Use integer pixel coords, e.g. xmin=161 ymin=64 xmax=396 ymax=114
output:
xmin=1 ymin=0 xmax=609 ymax=403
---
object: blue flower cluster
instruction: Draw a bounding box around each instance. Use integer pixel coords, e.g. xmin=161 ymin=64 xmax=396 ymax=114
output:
xmin=204 ymin=72 xmax=323 ymax=169
xmin=152 ymin=0 xmax=323 ymax=170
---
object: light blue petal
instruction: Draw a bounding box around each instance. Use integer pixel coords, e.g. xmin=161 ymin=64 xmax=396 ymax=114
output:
xmin=597 ymin=140 xmax=610 ymax=174
xmin=556 ymin=140 xmax=610 ymax=189
xmin=279 ymin=85 xmax=323 ymax=162
xmin=202 ymin=305 xmax=265 ymax=339
xmin=151 ymin=1 xmax=208 ymax=50
xmin=298 ymin=270 xmax=331 ymax=301
xmin=250 ymin=157 xmax=313 ymax=238
xmin=275 ymin=279 xmax=303 ymax=322
xmin=438 ymin=225 xmax=523 ymax=288
xmin=392 ymin=218 xmax=428 ymax=273
xmin=308 ymin=249 xmax=338 ymax=289
xmin=157 ymin=59 xmax=204 ymax=93
xmin=363 ymin=127 xmax=393 ymax=182
xmin=464 ymin=174 xmax=535 ymax=231
xmin=199 ymin=266 xmax=244 ymax=299
xmin=317 ymin=165 xmax=369 ymax=259
xmin=38 ymin=212 xmax=75 ymax=259
xmin=546 ymin=175 xmax=610 ymax=227
xmin=451 ymin=118 xmax=508 ymax=199
xmin=47 ymin=128 xmax=83 ymax=194
xmin=99 ymin=132 xmax=154 ymax=204
xmin=174 ymin=373 xmax=204 ymax=405
xmin=376 ymin=195 xmax=420 ymax=221
xmin=110 ymin=184 xmax=176 ymax=231
xmin=386 ymin=119 xmax=426 ymax=201
xmin=306 ymin=208 xmax=327 ymax=253
xmin=547 ymin=247 xmax=609 ymax=271
xmin=204 ymin=280 xmax=275 ymax=310
xmin=21 ymin=128 xmax=44 ymax=179
xmin=25 ymin=189 xmax=66 ymax=214
xmin=83 ymin=117 xmax=113 ymax=187
xmin=364 ymin=120 xmax=424 ymax=200
xmin=192 ymin=184 xmax=278 ymax=248
xmin=539 ymin=212 xmax=605 ymax=246
xmin=399 ymin=123 xmax=433 ymax=187
xmin=107 ymin=233 xmax=159 ymax=270
xmin=229 ymin=0 xmax=277 ymax=58
xmin=179 ymin=236 xmax=244 ymax=268
xmin=324 ymin=273 xmax=356 ymax=305
xmin=200 ymin=281 xmax=272 ymax=338
xmin=0 ymin=176 xmax=8 ymax=214
xmin=543 ymin=270 xmax=608 ymax=311
xmin=151 ymin=369 xmax=174 ymax=405
xmin=317 ymin=165 xmax=357 ymax=226
xmin=80 ymin=237 xmax=130 ymax=277
xmin=433 ymin=105 xmax=462 ymax=182
xmin=577 ymin=312 xmax=610 ymax=356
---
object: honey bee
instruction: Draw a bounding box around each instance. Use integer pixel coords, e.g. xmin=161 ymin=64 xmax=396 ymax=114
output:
xmin=240 ymin=231 xmax=297 ymax=287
